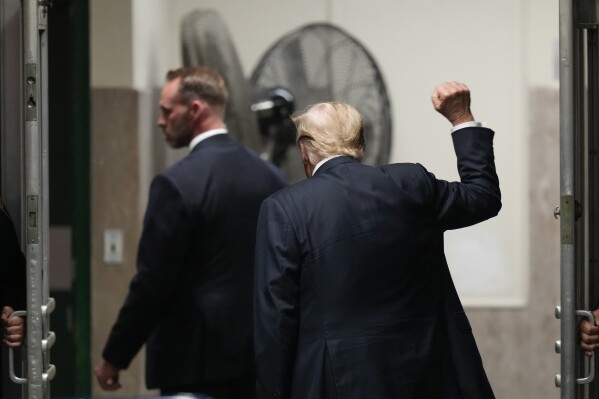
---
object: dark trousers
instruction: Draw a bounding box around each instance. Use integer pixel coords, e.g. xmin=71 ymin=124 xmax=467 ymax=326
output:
xmin=161 ymin=375 xmax=256 ymax=399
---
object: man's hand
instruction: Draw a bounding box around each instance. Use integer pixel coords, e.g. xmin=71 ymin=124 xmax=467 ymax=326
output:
xmin=581 ymin=309 xmax=599 ymax=356
xmin=431 ymin=81 xmax=475 ymax=126
xmin=2 ymin=306 xmax=25 ymax=348
xmin=94 ymin=359 xmax=122 ymax=391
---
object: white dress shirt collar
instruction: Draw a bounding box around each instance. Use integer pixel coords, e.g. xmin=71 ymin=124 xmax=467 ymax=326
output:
xmin=189 ymin=128 xmax=228 ymax=151
xmin=312 ymin=155 xmax=345 ymax=176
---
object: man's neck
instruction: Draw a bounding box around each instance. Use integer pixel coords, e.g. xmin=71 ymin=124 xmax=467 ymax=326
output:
xmin=194 ymin=115 xmax=225 ymax=136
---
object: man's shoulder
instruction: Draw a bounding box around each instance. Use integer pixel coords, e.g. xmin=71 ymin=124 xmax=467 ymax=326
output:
xmin=156 ymin=144 xmax=286 ymax=194
xmin=378 ymin=161 xmax=425 ymax=171
xmin=161 ymin=154 xmax=204 ymax=179
xmin=373 ymin=161 xmax=431 ymax=179
xmin=322 ymin=161 xmax=428 ymax=182
xmin=149 ymin=153 xmax=210 ymax=196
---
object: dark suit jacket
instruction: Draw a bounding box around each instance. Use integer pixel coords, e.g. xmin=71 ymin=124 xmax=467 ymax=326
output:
xmin=0 ymin=205 xmax=26 ymax=399
xmin=103 ymin=134 xmax=287 ymax=389
xmin=0 ymin=205 xmax=26 ymax=311
xmin=254 ymin=127 xmax=501 ymax=399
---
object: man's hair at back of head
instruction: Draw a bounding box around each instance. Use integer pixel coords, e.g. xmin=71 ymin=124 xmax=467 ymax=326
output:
xmin=291 ymin=102 xmax=365 ymax=163
xmin=166 ymin=67 xmax=229 ymax=109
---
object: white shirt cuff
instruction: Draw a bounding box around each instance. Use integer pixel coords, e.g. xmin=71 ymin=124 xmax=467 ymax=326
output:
xmin=450 ymin=121 xmax=485 ymax=133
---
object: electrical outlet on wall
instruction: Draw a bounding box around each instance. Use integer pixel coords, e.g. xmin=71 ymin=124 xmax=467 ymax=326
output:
xmin=103 ymin=229 xmax=124 ymax=264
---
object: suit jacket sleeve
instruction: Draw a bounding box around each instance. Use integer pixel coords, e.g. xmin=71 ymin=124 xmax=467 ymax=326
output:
xmin=254 ymin=196 xmax=301 ymax=399
xmin=427 ymin=127 xmax=501 ymax=231
xmin=102 ymin=174 xmax=194 ymax=369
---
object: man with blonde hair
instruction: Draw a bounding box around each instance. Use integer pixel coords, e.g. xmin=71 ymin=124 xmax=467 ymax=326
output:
xmin=293 ymin=102 xmax=365 ymax=174
xmin=254 ymin=82 xmax=500 ymax=398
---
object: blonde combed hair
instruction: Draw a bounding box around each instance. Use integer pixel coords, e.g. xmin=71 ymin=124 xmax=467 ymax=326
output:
xmin=291 ymin=102 xmax=365 ymax=164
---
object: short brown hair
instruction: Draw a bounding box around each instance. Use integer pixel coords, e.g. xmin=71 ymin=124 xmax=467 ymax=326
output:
xmin=292 ymin=102 xmax=365 ymax=163
xmin=166 ymin=67 xmax=229 ymax=109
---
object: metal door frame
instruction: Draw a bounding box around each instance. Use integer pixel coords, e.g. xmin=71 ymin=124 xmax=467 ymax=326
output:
xmin=1 ymin=1 xmax=55 ymax=398
xmin=558 ymin=0 xmax=599 ymax=398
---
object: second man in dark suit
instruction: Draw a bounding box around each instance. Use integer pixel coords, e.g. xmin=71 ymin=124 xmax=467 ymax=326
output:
xmin=254 ymin=82 xmax=500 ymax=398
xmin=95 ymin=67 xmax=287 ymax=398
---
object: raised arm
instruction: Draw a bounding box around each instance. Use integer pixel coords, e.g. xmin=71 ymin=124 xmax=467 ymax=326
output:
xmin=429 ymin=82 xmax=501 ymax=230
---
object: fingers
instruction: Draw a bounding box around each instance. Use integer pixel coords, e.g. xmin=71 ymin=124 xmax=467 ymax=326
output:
xmin=4 ymin=317 xmax=25 ymax=347
xmin=431 ymin=81 xmax=474 ymax=126
xmin=4 ymin=314 xmax=24 ymax=327
xmin=94 ymin=360 xmax=122 ymax=391
xmin=2 ymin=307 xmax=24 ymax=348
xmin=4 ymin=331 xmax=24 ymax=348
xmin=581 ymin=339 xmax=599 ymax=354
xmin=580 ymin=317 xmax=599 ymax=355
xmin=581 ymin=331 xmax=599 ymax=347
xmin=431 ymin=82 xmax=469 ymax=105
xmin=580 ymin=319 xmax=599 ymax=335
xmin=431 ymin=82 xmax=469 ymax=111
xmin=96 ymin=375 xmax=121 ymax=391
xmin=1 ymin=306 xmax=14 ymax=319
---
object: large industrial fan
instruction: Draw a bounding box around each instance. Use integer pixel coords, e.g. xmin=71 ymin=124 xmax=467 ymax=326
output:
xmin=180 ymin=12 xmax=392 ymax=182
xmin=251 ymin=23 xmax=392 ymax=181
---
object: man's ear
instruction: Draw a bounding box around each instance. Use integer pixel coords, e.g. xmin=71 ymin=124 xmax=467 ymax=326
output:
xmin=299 ymin=142 xmax=310 ymax=166
xmin=298 ymin=142 xmax=314 ymax=178
xmin=189 ymin=99 xmax=205 ymax=119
